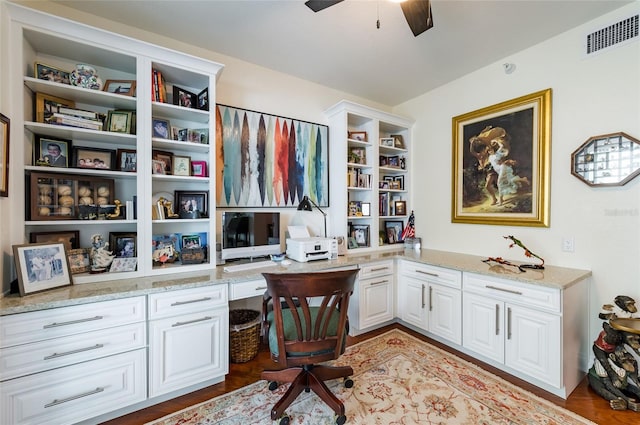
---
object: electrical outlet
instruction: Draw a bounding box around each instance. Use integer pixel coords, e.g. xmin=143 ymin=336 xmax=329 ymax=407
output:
xmin=562 ymin=237 xmax=575 ymax=252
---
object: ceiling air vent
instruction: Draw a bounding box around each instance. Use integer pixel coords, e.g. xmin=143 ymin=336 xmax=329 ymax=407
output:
xmin=585 ymin=14 xmax=639 ymax=55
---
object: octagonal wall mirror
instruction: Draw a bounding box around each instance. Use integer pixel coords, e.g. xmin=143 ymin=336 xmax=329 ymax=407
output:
xmin=571 ymin=132 xmax=640 ymax=186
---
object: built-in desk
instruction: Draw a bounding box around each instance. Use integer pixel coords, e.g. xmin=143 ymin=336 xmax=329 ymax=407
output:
xmin=0 ymin=249 xmax=591 ymax=424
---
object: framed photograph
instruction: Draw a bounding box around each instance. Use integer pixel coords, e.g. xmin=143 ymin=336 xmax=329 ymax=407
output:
xmin=197 ymin=87 xmax=209 ymax=111
xmin=173 ymin=85 xmax=196 ymax=108
xmin=391 ymin=134 xmax=405 ymax=149
xmin=394 ymin=175 xmax=405 ymax=190
xmin=107 ymin=110 xmax=133 ymax=133
xmin=351 ymin=224 xmax=370 ymax=248
xmin=188 ymin=128 xmax=209 ymax=144
xmin=35 ymin=62 xmax=70 ymax=84
xmin=117 ymin=148 xmax=137 ymax=172
xmin=67 ymin=248 xmax=91 ymax=274
xmin=73 ymin=146 xmax=115 ymax=170
xmin=12 ymin=242 xmax=72 ymax=296
xmin=379 ymin=156 xmax=388 ymax=167
xmin=109 ymin=257 xmax=137 ymax=272
xmin=152 ymin=150 xmax=173 ymax=174
xmin=191 ymin=160 xmax=208 ymax=177
xmin=361 ymin=202 xmax=371 ymax=216
xmin=172 ymin=155 xmax=191 ymax=176
xmin=380 ymin=137 xmax=394 ymax=147
xmin=0 ymin=113 xmax=8 ymax=197
xmin=348 ymin=131 xmax=367 ymax=142
xmin=35 ymin=92 xmax=75 ymax=123
xmin=175 ymin=190 xmax=208 ymax=218
xmin=152 ymin=118 xmax=171 ymax=139
xmin=181 ymin=234 xmax=202 ymax=249
xmin=385 ymin=221 xmax=405 ymax=244
xmin=152 ymin=159 xmax=166 ymax=175
xmin=30 ymin=231 xmax=79 ymax=251
xmin=34 ymin=135 xmax=71 ymax=168
xmin=348 ymin=147 xmax=366 ymax=165
xmin=347 ymin=236 xmax=359 ymax=250
xmin=452 ymin=88 xmax=551 ymax=227
xmin=109 ymin=232 xmax=137 ymax=258
xmin=103 ymin=79 xmax=136 ymax=96
xmin=394 ymin=200 xmax=407 ymax=216
xmin=387 ymin=155 xmax=400 ymax=167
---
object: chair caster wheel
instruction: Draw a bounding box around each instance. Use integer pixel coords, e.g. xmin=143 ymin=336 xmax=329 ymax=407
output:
xmin=279 ymin=415 xmax=290 ymax=425
xmin=268 ymin=381 xmax=279 ymax=391
xmin=336 ymin=414 xmax=347 ymax=425
xmin=344 ymin=378 xmax=354 ymax=388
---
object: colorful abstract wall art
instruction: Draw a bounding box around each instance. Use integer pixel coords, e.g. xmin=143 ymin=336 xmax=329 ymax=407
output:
xmin=215 ymin=104 xmax=329 ymax=207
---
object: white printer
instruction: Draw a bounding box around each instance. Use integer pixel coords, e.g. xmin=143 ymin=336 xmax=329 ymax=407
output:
xmin=286 ymin=237 xmax=337 ymax=262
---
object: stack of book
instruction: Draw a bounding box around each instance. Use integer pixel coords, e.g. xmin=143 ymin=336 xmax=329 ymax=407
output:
xmin=152 ymin=69 xmax=167 ymax=103
xmin=46 ymin=105 xmax=105 ymax=131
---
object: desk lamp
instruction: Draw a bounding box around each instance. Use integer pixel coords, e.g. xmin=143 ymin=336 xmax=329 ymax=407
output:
xmin=297 ymin=195 xmax=327 ymax=237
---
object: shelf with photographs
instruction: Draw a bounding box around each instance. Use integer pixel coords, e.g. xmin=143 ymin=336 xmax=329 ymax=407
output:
xmin=8 ymin=5 xmax=222 ymax=288
xmin=326 ymin=100 xmax=413 ymax=252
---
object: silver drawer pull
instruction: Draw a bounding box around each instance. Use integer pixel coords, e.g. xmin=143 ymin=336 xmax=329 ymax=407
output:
xmin=43 ymin=316 xmax=104 ymax=328
xmin=44 ymin=344 xmax=104 ymax=360
xmin=485 ymin=285 xmax=523 ymax=295
xmin=370 ymin=267 xmax=389 ymax=272
xmin=171 ymin=297 xmax=212 ymax=306
xmin=44 ymin=387 xmax=104 ymax=408
xmin=415 ymin=270 xmax=438 ymax=277
xmin=255 ymin=286 xmax=267 ymax=291
xmin=172 ymin=316 xmax=212 ymax=327
xmin=495 ymin=304 xmax=500 ymax=335
xmin=421 ymin=284 xmax=425 ymax=308
xmin=370 ymin=279 xmax=388 ymax=285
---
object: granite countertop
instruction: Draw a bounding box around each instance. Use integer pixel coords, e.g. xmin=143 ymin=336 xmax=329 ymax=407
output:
xmin=0 ymin=249 xmax=591 ymax=316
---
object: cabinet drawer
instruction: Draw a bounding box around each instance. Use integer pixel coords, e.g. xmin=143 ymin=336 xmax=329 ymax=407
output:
xmin=463 ymin=273 xmax=561 ymax=313
xmin=0 ymin=322 xmax=146 ymax=381
xmin=0 ymin=349 xmax=146 ymax=425
xmin=400 ymin=261 xmax=461 ymax=289
xmin=0 ymin=297 xmax=146 ymax=348
xmin=359 ymin=260 xmax=394 ymax=279
xmin=230 ymin=278 xmax=268 ymax=300
xmin=148 ymin=285 xmax=227 ymax=319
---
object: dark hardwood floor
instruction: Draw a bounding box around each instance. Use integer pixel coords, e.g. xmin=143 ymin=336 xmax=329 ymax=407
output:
xmin=102 ymin=324 xmax=634 ymax=425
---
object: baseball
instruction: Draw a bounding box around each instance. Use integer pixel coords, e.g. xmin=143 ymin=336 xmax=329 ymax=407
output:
xmin=57 ymin=185 xmax=72 ymax=196
xmin=79 ymin=196 xmax=93 ymax=205
xmin=97 ymin=186 xmax=110 ymax=197
xmin=39 ymin=185 xmax=52 ymax=195
xmin=59 ymin=207 xmax=72 ymax=215
xmin=39 ymin=195 xmax=52 ymax=205
xmin=38 ymin=207 xmax=51 ymax=216
xmin=78 ymin=186 xmax=92 ymax=197
xmin=97 ymin=196 xmax=108 ymax=205
xmin=58 ymin=195 xmax=74 ymax=207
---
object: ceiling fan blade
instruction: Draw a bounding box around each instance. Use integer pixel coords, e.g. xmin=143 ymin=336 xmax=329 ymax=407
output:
xmin=400 ymin=0 xmax=434 ymax=37
xmin=305 ymin=0 xmax=345 ymax=13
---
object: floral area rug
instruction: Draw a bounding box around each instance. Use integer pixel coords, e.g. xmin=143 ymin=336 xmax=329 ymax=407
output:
xmin=147 ymin=329 xmax=595 ymax=425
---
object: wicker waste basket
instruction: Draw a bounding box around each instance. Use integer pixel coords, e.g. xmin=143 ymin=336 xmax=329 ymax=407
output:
xmin=229 ymin=309 xmax=261 ymax=363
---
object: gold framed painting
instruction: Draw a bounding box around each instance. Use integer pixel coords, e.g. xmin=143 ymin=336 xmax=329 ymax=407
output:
xmin=452 ymin=88 xmax=551 ymax=227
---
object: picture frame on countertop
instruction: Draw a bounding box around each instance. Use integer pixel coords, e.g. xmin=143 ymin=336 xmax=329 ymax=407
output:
xmin=34 ymin=62 xmax=70 ymax=85
xmin=12 ymin=242 xmax=72 ymax=296
xmin=30 ymin=230 xmax=79 ymax=251
xmin=73 ymin=146 xmax=115 ymax=170
xmin=67 ymin=248 xmax=91 ymax=274
xmin=103 ymin=79 xmax=136 ymax=96
xmin=109 ymin=232 xmax=137 ymax=258
xmin=34 ymin=134 xmax=71 ymax=168
xmin=109 ymin=257 xmax=138 ymax=273
xmin=35 ymin=92 xmax=75 ymax=123
xmin=117 ymin=148 xmax=137 ymax=172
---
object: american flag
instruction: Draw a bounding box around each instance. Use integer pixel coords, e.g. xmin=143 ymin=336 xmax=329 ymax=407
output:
xmin=401 ymin=210 xmax=415 ymax=240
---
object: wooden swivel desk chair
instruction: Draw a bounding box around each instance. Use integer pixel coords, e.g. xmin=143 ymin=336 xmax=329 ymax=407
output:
xmin=261 ymin=269 xmax=358 ymax=425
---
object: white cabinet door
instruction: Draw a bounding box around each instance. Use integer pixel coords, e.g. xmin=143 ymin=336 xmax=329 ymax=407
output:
xmin=462 ymin=292 xmax=504 ymax=363
xmin=358 ymin=275 xmax=394 ymax=329
xmin=505 ymin=304 xmax=561 ymax=387
xmin=429 ymin=283 xmax=462 ymax=345
xmin=149 ymin=309 xmax=227 ymax=397
xmin=398 ymin=275 xmax=428 ymax=330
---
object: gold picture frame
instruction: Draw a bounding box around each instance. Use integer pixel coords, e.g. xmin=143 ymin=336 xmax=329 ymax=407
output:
xmin=452 ymin=88 xmax=551 ymax=227
xmin=35 ymin=92 xmax=76 ymax=123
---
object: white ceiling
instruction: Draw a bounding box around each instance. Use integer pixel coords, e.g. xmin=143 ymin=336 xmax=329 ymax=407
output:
xmin=53 ymin=0 xmax=633 ymax=106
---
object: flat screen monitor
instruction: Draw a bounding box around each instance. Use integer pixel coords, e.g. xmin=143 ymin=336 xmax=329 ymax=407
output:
xmin=221 ymin=212 xmax=281 ymax=260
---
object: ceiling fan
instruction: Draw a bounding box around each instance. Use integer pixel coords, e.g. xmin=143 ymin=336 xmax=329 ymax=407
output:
xmin=305 ymin=0 xmax=433 ymax=37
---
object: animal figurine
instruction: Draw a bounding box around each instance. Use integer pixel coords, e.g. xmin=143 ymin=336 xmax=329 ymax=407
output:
xmin=589 ymin=295 xmax=640 ymax=412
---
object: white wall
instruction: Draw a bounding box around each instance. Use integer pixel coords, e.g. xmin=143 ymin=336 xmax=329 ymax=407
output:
xmin=393 ymin=2 xmax=640 ymax=340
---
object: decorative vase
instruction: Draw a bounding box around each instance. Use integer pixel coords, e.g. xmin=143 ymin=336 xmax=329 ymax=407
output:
xmin=70 ymin=63 xmax=103 ymax=90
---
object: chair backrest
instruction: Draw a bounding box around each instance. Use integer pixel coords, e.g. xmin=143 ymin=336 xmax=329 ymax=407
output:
xmin=262 ymin=269 xmax=358 ymax=367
